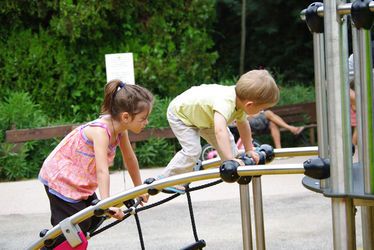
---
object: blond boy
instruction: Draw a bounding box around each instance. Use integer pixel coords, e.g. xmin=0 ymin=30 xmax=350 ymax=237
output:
xmin=160 ymin=70 xmax=279 ymax=191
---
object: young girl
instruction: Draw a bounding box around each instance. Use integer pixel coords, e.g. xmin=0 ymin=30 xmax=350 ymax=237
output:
xmin=39 ymin=80 xmax=153 ymax=240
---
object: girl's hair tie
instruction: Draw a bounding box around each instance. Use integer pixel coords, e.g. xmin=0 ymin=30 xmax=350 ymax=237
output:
xmin=117 ymin=81 xmax=126 ymax=91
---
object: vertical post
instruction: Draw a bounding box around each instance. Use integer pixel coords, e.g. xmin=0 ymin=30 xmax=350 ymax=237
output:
xmin=356 ymin=27 xmax=374 ymax=249
xmin=252 ymin=177 xmax=265 ymax=250
xmin=304 ymin=3 xmax=329 ymax=190
xmin=361 ymin=207 xmax=374 ymax=249
xmin=312 ymin=32 xmax=330 ymax=189
xmin=324 ymin=1 xmax=356 ymax=249
xmin=239 ymin=184 xmax=253 ymax=250
xmin=350 ymin=0 xmax=374 ymax=246
xmin=356 ymin=29 xmax=374 ymax=196
xmin=352 ymin=22 xmax=369 ymax=250
xmin=351 ymin=25 xmax=364 ymax=167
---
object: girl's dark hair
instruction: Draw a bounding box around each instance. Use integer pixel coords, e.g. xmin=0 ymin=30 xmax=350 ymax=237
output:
xmin=101 ymin=79 xmax=154 ymax=120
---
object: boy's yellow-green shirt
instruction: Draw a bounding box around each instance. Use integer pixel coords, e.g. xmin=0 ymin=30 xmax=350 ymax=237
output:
xmin=170 ymin=84 xmax=247 ymax=128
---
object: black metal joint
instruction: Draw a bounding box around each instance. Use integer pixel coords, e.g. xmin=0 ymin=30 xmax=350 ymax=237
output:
xmin=351 ymin=0 xmax=374 ymax=30
xmin=219 ymin=160 xmax=240 ymax=183
xmin=123 ymin=199 xmax=135 ymax=208
xmin=144 ymin=177 xmax=160 ymax=195
xmin=39 ymin=229 xmax=49 ymax=238
xmin=258 ymin=144 xmax=274 ymax=163
xmin=303 ymin=157 xmax=330 ymax=180
xmin=237 ymin=176 xmax=252 ymax=185
xmin=305 ymin=2 xmax=324 ymax=33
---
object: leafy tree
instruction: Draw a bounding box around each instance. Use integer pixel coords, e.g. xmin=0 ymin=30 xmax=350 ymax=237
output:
xmin=213 ymin=0 xmax=314 ymax=82
xmin=0 ymin=0 xmax=218 ymax=120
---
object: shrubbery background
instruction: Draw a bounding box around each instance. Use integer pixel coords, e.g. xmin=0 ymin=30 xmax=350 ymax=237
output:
xmin=0 ymin=0 xmax=315 ymax=180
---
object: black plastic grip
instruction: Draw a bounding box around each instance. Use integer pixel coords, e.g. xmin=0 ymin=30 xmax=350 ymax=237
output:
xmin=305 ymin=2 xmax=324 ymax=33
xmin=303 ymin=157 xmax=330 ymax=180
xmin=351 ymin=0 xmax=374 ymax=30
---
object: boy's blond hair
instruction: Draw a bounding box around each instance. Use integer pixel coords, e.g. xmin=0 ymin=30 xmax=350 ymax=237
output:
xmin=235 ymin=69 xmax=279 ymax=106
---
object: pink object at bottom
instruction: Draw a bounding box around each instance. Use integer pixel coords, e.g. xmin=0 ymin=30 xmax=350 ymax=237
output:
xmin=54 ymin=231 xmax=88 ymax=250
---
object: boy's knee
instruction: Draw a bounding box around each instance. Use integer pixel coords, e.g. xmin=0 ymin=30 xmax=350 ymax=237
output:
xmin=184 ymin=146 xmax=202 ymax=159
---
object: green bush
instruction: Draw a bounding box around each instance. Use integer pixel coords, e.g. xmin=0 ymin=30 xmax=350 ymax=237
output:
xmin=0 ymin=28 xmax=105 ymax=121
xmin=0 ymin=1 xmax=218 ymax=121
xmin=111 ymin=137 xmax=175 ymax=170
xmin=0 ymin=91 xmax=50 ymax=180
xmin=277 ymin=83 xmax=315 ymax=106
xmin=148 ymin=96 xmax=172 ymax=128
xmin=0 ymin=91 xmax=47 ymax=138
xmin=0 ymin=143 xmax=31 ymax=180
xmin=135 ymin=138 xmax=175 ymax=168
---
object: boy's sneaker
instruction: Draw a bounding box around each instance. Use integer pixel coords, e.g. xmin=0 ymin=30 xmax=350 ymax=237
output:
xmin=157 ymin=175 xmax=186 ymax=194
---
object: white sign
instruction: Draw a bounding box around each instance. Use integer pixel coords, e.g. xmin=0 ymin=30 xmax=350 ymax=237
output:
xmin=105 ymin=53 xmax=135 ymax=84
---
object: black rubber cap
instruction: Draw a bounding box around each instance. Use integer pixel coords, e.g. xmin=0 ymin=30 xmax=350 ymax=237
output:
xmin=305 ymin=2 xmax=324 ymax=33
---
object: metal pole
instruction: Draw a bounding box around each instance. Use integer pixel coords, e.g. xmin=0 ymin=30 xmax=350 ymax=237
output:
xmin=351 ymin=25 xmax=364 ymax=171
xmin=252 ymin=177 xmax=265 ymax=250
xmin=351 ymin=21 xmax=371 ymax=250
xmin=313 ymin=33 xmax=328 ymax=157
xmin=300 ymin=2 xmax=374 ymax=19
xmin=312 ymin=32 xmax=330 ymax=190
xmin=272 ymin=146 xmax=318 ymax=158
xmin=361 ymin=207 xmax=374 ymax=249
xmin=201 ymin=146 xmax=319 ymax=170
xmin=356 ymin=26 xmax=374 ymax=249
xmin=324 ymin=0 xmax=356 ymax=249
xmin=357 ymin=29 xmax=374 ymax=196
xmin=239 ymin=184 xmax=253 ymax=250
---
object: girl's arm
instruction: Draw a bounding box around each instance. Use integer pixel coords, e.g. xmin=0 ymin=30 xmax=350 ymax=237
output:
xmin=88 ymin=126 xmax=125 ymax=219
xmin=119 ymin=131 xmax=148 ymax=203
xmin=119 ymin=130 xmax=142 ymax=187
xmin=87 ymin=127 xmax=111 ymax=200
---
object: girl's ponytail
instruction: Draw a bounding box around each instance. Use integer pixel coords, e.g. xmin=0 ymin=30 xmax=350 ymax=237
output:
xmin=101 ymin=80 xmax=122 ymax=115
xmin=101 ymin=79 xmax=153 ymax=120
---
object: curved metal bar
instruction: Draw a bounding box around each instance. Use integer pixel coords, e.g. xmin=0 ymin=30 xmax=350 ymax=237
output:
xmin=300 ymin=1 xmax=374 ymax=20
xmin=273 ymin=146 xmax=318 ymax=158
xmin=27 ymin=163 xmax=305 ymax=250
xmin=237 ymin=164 xmax=304 ymax=176
xmin=202 ymin=146 xmax=318 ymax=169
xmin=338 ymin=3 xmax=356 ymax=15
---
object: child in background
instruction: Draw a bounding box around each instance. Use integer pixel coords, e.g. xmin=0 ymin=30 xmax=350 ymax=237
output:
xmin=349 ymin=81 xmax=357 ymax=146
xmin=159 ymin=69 xmax=279 ymax=192
xmin=39 ymin=80 xmax=153 ymax=244
xmin=249 ymin=110 xmax=304 ymax=149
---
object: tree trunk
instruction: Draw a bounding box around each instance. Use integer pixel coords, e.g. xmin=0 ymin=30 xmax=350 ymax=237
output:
xmin=240 ymin=0 xmax=247 ymax=75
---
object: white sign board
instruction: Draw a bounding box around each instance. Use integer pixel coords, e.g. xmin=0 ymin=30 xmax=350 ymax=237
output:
xmin=105 ymin=53 xmax=135 ymax=84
